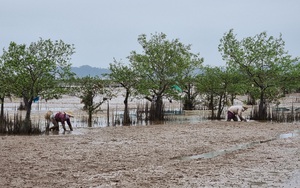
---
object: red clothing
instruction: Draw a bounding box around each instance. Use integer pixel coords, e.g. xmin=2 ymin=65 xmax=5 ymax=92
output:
xmin=55 ymin=112 xmax=72 ymax=127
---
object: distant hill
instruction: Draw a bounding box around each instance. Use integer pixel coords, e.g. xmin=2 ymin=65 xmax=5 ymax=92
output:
xmin=71 ymin=65 xmax=110 ymax=77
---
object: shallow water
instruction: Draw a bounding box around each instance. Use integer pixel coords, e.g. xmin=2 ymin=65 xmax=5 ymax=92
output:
xmin=173 ymin=129 xmax=300 ymax=161
xmin=278 ymin=130 xmax=299 ymax=139
xmin=283 ymin=170 xmax=300 ymax=187
xmin=175 ymin=141 xmax=261 ymax=161
xmin=42 ymin=129 xmax=85 ymax=135
xmin=69 ymin=113 xmax=210 ymax=128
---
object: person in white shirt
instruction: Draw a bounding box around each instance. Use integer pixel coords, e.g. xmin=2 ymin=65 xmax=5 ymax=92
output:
xmin=227 ymin=105 xmax=248 ymax=122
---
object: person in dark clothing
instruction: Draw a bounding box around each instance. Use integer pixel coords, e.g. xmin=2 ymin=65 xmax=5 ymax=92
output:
xmin=227 ymin=105 xmax=248 ymax=122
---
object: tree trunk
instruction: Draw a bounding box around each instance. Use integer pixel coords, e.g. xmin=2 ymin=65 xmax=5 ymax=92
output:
xmin=183 ymin=84 xmax=194 ymax=110
xmin=88 ymin=110 xmax=92 ymax=127
xmin=258 ymin=89 xmax=267 ymax=120
xmin=23 ymin=97 xmax=33 ymax=133
xmin=210 ymin=93 xmax=215 ymax=119
xmin=0 ymin=96 xmax=4 ymax=118
xmin=150 ymin=95 xmax=164 ymax=121
xmin=230 ymin=94 xmax=235 ymax=106
xmin=107 ymin=101 xmax=110 ymax=126
xmin=123 ymin=89 xmax=131 ymax=125
xmin=156 ymin=96 xmax=164 ymax=121
xmin=217 ymin=94 xmax=223 ymax=119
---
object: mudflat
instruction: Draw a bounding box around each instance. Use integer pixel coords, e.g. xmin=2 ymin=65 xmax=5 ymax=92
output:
xmin=1 ymin=120 xmax=299 ymax=187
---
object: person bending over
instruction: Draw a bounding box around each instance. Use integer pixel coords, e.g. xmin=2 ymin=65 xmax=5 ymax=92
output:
xmin=227 ymin=105 xmax=248 ymax=122
xmin=46 ymin=111 xmax=74 ymax=131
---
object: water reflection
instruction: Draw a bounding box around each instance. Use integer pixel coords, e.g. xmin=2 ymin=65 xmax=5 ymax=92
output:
xmin=173 ymin=130 xmax=300 ymax=161
xmin=278 ymin=130 xmax=300 ymax=139
xmin=173 ymin=141 xmax=260 ymax=161
xmin=42 ymin=129 xmax=84 ymax=136
xmin=73 ymin=112 xmax=209 ymax=128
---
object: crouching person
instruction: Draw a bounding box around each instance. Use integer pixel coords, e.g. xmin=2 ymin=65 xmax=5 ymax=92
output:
xmin=45 ymin=111 xmax=74 ymax=131
xmin=44 ymin=111 xmax=53 ymax=131
xmin=227 ymin=105 xmax=248 ymax=122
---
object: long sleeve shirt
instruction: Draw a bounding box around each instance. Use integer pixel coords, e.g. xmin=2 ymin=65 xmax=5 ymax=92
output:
xmin=54 ymin=112 xmax=72 ymax=127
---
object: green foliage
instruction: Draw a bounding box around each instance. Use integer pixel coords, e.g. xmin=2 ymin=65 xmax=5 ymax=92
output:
xmin=219 ymin=29 xmax=300 ymax=119
xmin=195 ymin=65 xmax=250 ymax=119
xmin=128 ymin=32 xmax=203 ymax=120
xmin=77 ymin=76 xmax=107 ymax=112
xmin=107 ymin=59 xmax=138 ymax=93
xmin=107 ymin=59 xmax=139 ymax=124
xmin=129 ymin=33 xmax=203 ymax=97
xmin=178 ymin=56 xmax=203 ymax=110
xmin=1 ymin=38 xmax=75 ymax=121
xmin=196 ymin=66 xmax=225 ymax=95
xmin=0 ymin=59 xmax=12 ymax=95
xmin=0 ymin=57 xmax=13 ymax=117
xmin=71 ymin=76 xmax=111 ymax=127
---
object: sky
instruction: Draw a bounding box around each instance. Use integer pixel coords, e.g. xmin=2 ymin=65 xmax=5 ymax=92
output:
xmin=1 ymin=0 xmax=299 ymax=68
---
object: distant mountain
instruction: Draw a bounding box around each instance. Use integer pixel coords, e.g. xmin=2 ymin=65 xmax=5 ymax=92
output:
xmin=71 ymin=65 xmax=110 ymax=77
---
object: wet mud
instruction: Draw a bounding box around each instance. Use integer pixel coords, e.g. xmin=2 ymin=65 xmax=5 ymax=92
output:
xmin=173 ymin=129 xmax=300 ymax=161
xmin=1 ymin=121 xmax=300 ymax=187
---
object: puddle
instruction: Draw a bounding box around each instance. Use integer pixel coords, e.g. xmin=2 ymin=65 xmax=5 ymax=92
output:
xmin=283 ymin=170 xmax=300 ymax=187
xmin=173 ymin=130 xmax=300 ymax=161
xmin=174 ymin=141 xmax=261 ymax=161
xmin=42 ymin=129 xmax=84 ymax=136
xmin=278 ymin=130 xmax=300 ymax=139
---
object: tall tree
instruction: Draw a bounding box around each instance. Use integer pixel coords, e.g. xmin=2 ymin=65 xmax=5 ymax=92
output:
xmin=1 ymin=38 xmax=75 ymax=123
xmin=0 ymin=57 xmax=13 ymax=118
xmin=219 ymin=29 xmax=299 ymax=119
xmin=128 ymin=32 xmax=203 ymax=121
xmin=225 ymin=68 xmax=248 ymax=106
xmin=107 ymin=59 xmax=138 ymax=125
xmin=71 ymin=76 xmax=109 ymax=127
xmin=180 ymin=59 xmax=203 ymax=110
xmin=196 ymin=66 xmax=246 ymax=119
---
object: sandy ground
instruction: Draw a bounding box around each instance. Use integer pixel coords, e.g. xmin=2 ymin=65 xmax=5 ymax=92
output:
xmin=1 ymin=120 xmax=300 ymax=187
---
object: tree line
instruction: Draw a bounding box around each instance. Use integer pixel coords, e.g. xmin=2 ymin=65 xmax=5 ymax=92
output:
xmin=1 ymin=30 xmax=299 ymax=132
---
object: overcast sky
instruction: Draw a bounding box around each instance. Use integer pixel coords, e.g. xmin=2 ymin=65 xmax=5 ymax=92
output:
xmin=1 ymin=0 xmax=299 ymax=68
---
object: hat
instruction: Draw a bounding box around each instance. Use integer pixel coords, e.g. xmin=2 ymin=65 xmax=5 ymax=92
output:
xmin=65 ymin=111 xmax=74 ymax=117
xmin=44 ymin=111 xmax=53 ymax=120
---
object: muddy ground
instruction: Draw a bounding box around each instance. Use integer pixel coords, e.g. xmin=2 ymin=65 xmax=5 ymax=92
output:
xmin=1 ymin=120 xmax=300 ymax=187
xmin=1 ymin=93 xmax=300 ymax=187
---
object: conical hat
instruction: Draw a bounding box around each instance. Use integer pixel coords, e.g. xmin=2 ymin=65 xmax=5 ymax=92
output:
xmin=65 ymin=111 xmax=74 ymax=117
